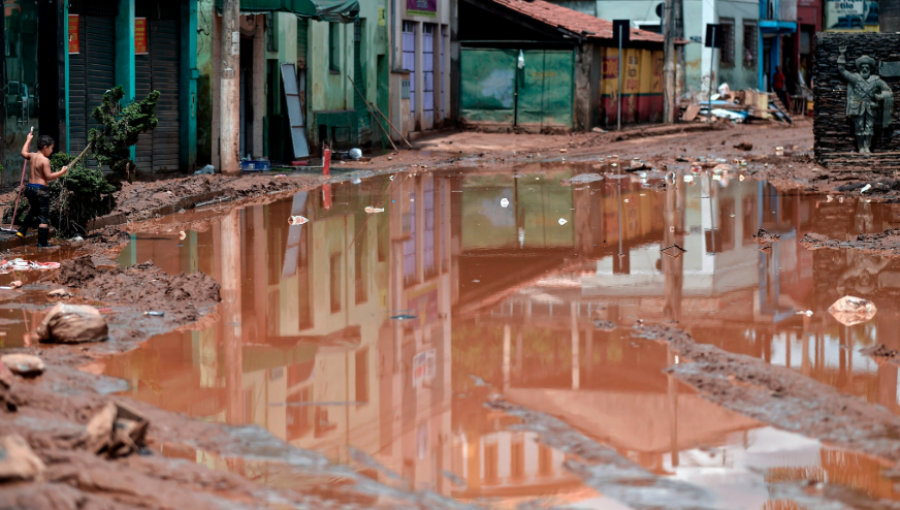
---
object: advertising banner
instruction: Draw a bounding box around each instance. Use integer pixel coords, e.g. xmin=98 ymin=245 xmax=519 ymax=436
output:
xmin=825 ymin=0 xmax=879 ymax=31
xmin=407 ymin=0 xmax=437 ymax=17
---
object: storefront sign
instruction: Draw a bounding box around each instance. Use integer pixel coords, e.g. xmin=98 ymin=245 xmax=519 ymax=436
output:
xmin=68 ymin=15 xmax=79 ymax=54
xmin=825 ymin=0 xmax=878 ymax=31
xmin=135 ymin=17 xmax=148 ymax=54
xmin=407 ymin=0 xmax=437 ymax=17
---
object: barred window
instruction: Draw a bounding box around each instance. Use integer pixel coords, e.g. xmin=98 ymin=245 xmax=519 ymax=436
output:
xmin=743 ymin=20 xmax=758 ymax=69
xmin=719 ymin=18 xmax=735 ymax=68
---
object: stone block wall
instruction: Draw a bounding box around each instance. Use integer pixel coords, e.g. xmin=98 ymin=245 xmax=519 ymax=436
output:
xmin=814 ymin=32 xmax=900 ymax=169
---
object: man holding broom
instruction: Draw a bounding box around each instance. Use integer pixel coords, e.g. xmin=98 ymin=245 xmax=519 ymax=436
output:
xmin=16 ymin=129 xmax=68 ymax=247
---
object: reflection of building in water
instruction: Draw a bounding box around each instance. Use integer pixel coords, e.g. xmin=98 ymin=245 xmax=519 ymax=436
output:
xmin=108 ymin=175 xmax=457 ymax=494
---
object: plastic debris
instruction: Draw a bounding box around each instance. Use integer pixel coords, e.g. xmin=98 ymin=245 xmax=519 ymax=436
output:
xmin=661 ymin=244 xmax=687 ymax=258
xmin=775 ymin=146 xmax=784 ymax=156
xmin=288 ymin=215 xmax=309 ymax=226
xmin=500 ymin=198 xmax=510 ymax=208
xmin=36 ymin=304 xmax=109 ymax=344
xmin=1 ymin=354 xmax=45 ymax=377
xmin=390 ymin=314 xmax=418 ymax=320
xmin=47 ymin=289 xmax=73 ymax=299
xmin=364 ymin=206 xmax=385 ymax=214
xmin=194 ymin=164 xmax=215 ymax=175
xmin=558 ymin=218 xmax=568 ymax=225
xmin=349 ymin=148 xmax=363 ymax=160
xmin=144 ymin=311 xmax=165 ymax=317
xmin=860 ymin=184 xmax=872 ymax=194
xmin=828 ymin=296 xmax=877 ymax=326
xmin=0 ymin=434 xmax=46 ymax=481
xmin=0 ymin=259 xmax=60 ymax=274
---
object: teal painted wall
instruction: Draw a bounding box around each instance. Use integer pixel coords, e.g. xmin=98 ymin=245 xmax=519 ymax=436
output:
xmin=306 ymin=0 xmax=388 ymax=150
xmin=181 ymin=0 xmax=199 ymax=170
xmin=116 ymin=0 xmax=136 ymax=161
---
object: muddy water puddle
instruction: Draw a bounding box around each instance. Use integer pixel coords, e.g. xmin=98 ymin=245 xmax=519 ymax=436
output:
xmin=94 ymin=165 xmax=900 ymax=508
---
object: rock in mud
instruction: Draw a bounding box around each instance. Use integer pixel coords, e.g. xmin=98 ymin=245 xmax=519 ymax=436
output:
xmin=85 ymin=402 xmax=149 ymax=458
xmin=0 ymin=435 xmax=46 ymax=481
xmin=47 ymin=288 xmax=73 ymax=299
xmin=734 ymin=142 xmax=753 ymax=151
xmin=35 ymin=303 xmax=109 ymax=344
xmin=828 ymin=296 xmax=877 ymax=327
xmin=1 ymin=354 xmax=45 ymax=377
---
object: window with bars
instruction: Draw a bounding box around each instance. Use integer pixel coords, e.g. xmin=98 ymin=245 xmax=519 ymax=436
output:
xmin=743 ymin=20 xmax=757 ymax=69
xmin=719 ymin=18 xmax=735 ymax=68
xmin=329 ymin=22 xmax=340 ymax=72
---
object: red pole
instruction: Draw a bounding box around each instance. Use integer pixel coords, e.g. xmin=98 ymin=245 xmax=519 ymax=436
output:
xmin=322 ymin=183 xmax=332 ymax=210
xmin=323 ymin=145 xmax=331 ymax=176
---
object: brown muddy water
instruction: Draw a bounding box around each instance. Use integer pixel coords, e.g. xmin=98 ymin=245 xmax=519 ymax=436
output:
xmin=35 ymin=164 xmax=900 ymax=508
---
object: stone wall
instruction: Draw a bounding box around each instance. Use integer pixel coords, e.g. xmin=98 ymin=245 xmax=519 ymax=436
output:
xmin=814 ymin=32 xmax=900 ymax=169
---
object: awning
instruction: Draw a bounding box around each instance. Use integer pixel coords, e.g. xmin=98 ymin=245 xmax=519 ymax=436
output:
xmin=759 ymin=20 xmax=797 ymax=34
xmin=215 ymin=0 xmax=359 ymax=22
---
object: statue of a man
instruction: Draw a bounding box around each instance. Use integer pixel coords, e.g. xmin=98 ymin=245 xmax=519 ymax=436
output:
xmin=838 ymin=43 xmax=894 ymax=154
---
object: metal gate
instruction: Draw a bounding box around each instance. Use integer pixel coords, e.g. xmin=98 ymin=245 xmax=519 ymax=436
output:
xmin=352 ymin=19 xmax=371 ymax=144
xmin=458 ymin=47 xmax=574 ymax=132
xmin=68 ymin=14 xmax=116 ymax=164
xmin=135 ymin=14 xmax=181 ymax=172
xmin=402 ymin=21 xmax=416 ymax=128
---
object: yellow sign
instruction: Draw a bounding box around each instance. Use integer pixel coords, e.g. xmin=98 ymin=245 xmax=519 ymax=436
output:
xmin=378 ymin=7 xmax=386 ymax=26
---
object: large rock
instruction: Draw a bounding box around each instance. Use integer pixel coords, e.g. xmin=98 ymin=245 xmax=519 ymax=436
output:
xmin=0 ymin=435 xmax=46 ymax=481
xmin=35 ymin=304 xmax=109 ymax=344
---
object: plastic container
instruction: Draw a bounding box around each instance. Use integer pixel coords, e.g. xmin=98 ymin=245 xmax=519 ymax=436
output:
xmin=241 ymin=160 xmax=272 ymax=172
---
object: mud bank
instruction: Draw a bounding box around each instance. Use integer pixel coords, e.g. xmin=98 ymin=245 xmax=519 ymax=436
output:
xmin=800 ymin=229 xmax=900 ymax=258
xmin=634 ymin=324 xmax=900 ymax=467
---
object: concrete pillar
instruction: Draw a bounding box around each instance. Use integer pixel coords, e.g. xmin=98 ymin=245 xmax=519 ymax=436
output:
xmin=220 ymin=0 xmax=241 ymax=174
xmin=212 ymin=13 xmax=222 ymax=170
xmin=222 ymin=209 xmax=244 ymax=424
xmin=253 ymin=15 xmax=265 ymax=159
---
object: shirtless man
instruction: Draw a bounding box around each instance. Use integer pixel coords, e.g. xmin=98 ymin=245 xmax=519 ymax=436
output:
xmin=17 ymin=129 xmax=68 ymax=247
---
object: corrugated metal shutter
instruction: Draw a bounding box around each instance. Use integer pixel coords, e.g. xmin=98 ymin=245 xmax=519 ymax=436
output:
xmin=68 ymin=15 xmax=116 ymax=166
xmin=135 ymin=18 xmax=181 ymax=172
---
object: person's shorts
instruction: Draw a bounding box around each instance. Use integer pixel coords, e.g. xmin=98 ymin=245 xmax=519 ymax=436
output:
xmin=24 ymin=184 xmax=50 ymax=225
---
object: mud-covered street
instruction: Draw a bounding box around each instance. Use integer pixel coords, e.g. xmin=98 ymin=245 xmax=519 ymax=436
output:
xmin=9 ymin=123 xmax=900 ymax=509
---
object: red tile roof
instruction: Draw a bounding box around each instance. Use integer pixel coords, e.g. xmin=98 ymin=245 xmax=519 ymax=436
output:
xmin=489 ymin=0 xmax=668 ymax=44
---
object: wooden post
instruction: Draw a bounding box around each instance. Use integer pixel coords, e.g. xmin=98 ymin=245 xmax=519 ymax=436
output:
xmin=662 ymin=0 xmax=676 ymax=123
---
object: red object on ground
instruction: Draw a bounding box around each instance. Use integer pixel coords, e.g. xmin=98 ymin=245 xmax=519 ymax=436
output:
xmin=291 ymin=161 xmax=309 ymax=166
xmin=323 ymin=148 xmax=331 ymax=176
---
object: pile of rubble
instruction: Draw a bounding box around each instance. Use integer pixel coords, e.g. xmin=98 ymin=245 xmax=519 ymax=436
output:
xmin=678 ymin=84 xmax=799 ymax=124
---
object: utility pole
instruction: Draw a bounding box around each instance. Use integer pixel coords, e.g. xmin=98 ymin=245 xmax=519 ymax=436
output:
xmin=662 ymin=0 xmax=676 ymax=123
xmin=220 ymin=0 xmax=240 ymax=174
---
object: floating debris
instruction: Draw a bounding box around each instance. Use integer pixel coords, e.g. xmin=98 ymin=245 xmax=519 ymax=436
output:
xmin=661 ymin=244 xmax=687 ymax=258
xmin=829 ymin=296 xmax=877 ymax=327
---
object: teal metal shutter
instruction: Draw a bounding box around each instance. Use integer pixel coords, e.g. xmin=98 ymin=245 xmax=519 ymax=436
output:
xmin=68 ymin=14 xmax=116 ymax=165
xmin=135 ymin=12 xmax=181 ymax=172
xmin=353 ymin=19 xmax=371 ymax=144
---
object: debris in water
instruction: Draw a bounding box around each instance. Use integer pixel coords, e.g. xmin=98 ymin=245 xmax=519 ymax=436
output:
xmin=36 ymin=304 xmax=109 ymax=344
xmin=753 ymin=228 xmax=781 ymax=244
xmin=390 ymin=314 xmax=418 ymax=320
xmin=860 ymin=184 xmax=872 ymax=194
xmin=288 ymin=215 xmax=309 ymax=225
xmin=558 ymin=218 xmax=568 ymax=225
xmin=364 ymin=206 xmax=385 ymax=214
xmin=468 ymin=374 xmax=489 ymax=387
xmin=563 ymin=173 xmax=603 ymax=186
xmin=759 ymin=244 xmax=773 ymax=254
xmin=500 ymin=198 xmax=510 ymax=208
xmin=1 ymin=354 xmax=45 ymax=377
xmin=47 ymin=289 xmax=73 ymax=299
xmin=144 ymin=311 xmax=165 ymax=317
xmin=860 ymin=344 xmax=899 ymax=359
xmin=828 ymin=296 xmax=877 ymax=326
xmin=593 ymin=319 xmax=617 ymax=331
xmin=661 ymin=244 xmax=687 ymax=258
xmin=0 ymin=435 xmax=46 ymax=481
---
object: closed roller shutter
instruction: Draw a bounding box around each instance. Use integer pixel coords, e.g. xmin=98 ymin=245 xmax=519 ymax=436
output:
xmin=68 ymin=14 xmax=116 ymax=166
xmin=135 ymin=17 xmax=181 ymax=172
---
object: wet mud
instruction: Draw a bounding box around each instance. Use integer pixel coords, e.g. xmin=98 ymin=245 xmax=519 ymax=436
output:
xmin=802 ymin=229 xmax=900 ymax=258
